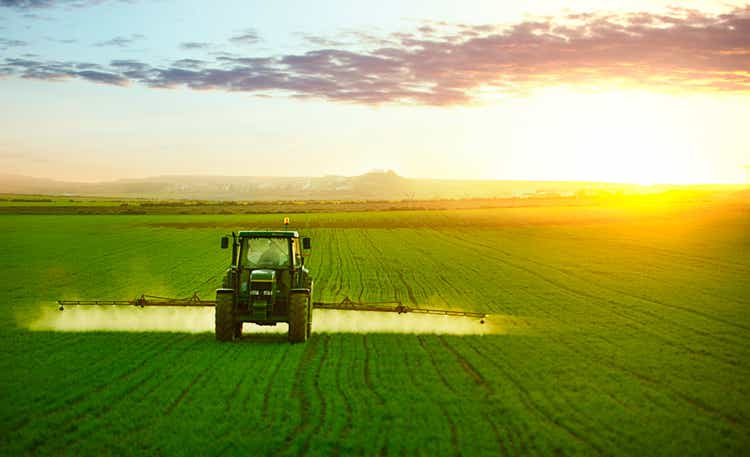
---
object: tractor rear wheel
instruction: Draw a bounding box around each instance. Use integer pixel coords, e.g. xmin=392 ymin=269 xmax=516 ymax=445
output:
xmin=288 ymin=293 xmax=308 ymax=343
xmin=215 ymin=290 xmax=234 ymax=342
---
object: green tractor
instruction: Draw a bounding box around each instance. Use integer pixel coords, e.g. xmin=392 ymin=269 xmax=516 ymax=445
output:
xmin=216 ymin=230 xmax=313 ymax=343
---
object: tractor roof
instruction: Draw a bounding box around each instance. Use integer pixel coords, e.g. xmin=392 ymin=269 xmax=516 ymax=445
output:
xmin=237 ymin=230 xmax=299 ymax=238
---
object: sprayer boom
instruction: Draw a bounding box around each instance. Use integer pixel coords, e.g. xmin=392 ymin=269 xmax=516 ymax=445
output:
xmin=57 ymin=293 xmax=216 ymax=310
xmin=313 ymin=297 xmax=486 ymax=319
xmin=58 ymin=294 xmax=485 ymax=320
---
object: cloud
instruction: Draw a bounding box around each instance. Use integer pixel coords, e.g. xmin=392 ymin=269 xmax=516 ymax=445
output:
xmin=0 ymin=57 xmax=125 ymax=85
xmin=179 ymin=41 xmax=211 ymax=50
xmin=94 ymin=33 xmax=144 ymax=47
xmin=1 ymin=0 xmax=58 ymax=7
xmin=0 ymin=0 xmax=129 ymax=9
xmin=47 ymin=37 xmax=77 ymax=44
xmin=229 ymin=29 xmax=260 ymax=45
xmin=2 ymin=7 xmax=749 ymax=105
xmin=0 ymin=38 xmax=28 ymax=48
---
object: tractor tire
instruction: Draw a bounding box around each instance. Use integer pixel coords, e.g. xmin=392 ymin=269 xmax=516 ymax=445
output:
xmin=215 ymin=290 xmax=234 ymax=342
xmin=288 ymin=293 xmax=308 ymax=343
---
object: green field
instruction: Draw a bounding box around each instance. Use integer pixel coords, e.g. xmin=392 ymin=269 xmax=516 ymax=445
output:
xmin=1 ymin=195 xmax=749 ymax=456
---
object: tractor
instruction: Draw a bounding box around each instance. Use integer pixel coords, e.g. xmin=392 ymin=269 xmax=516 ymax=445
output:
xmin=216 ymin=230 xmax=313 ymax=343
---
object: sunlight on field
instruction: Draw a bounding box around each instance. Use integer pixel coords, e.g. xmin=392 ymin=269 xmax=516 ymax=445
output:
xmin=26 ymin=306 xmax=505 ymax=335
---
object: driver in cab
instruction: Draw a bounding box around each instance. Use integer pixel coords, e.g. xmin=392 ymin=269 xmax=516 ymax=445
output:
xmin=247 ymin=239 xmax=288 ymax=267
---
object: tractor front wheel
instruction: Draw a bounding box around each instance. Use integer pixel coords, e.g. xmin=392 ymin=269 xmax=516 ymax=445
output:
xmin=288 ymin=293 xmax=308 ymax=343
xmin=215 ymin=290 xmax=234 ymax=342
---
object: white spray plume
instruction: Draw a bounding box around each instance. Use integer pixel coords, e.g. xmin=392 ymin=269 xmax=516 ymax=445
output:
xmin=28 ymin=306 xmax=507 ymax=335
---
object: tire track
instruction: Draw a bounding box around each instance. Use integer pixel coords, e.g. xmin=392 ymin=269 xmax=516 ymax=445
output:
xmin=349 ymin=231 xmax=367 ymax=302
xmin=274 ymin=336 xmax=323 ymax=456
xmin=296 ymin=335 xmax=330 ymax=456
xmin=416 ymin=336 xmax=461 ymax=457
xmin=260 ymin=345 xmax=293 ymax=421
xmin=360 ymin=232 xmax=400 ymax=302
xmin=463 ymin=338 xmax=605 ymax=455
xmin=362 ymin=335 xmax=385 ymax=406
xmin=331 ymin=336 xmax=354 ymax=457
xmin=164 ymin=345 xmax=235 ymax=416
xmin=448 ymin=230 xmax=750 ymax=336
xmin=481 ymin=335 xmax=649 ymax=454
xmin=438 ymin=227 xmax=750 ymax=375
xmin=437 ymin=337 xmax=515 ymax=456
xmin=397 ymin=270 xmax=418 ymax=305
xmin=9 ymin=334 xmax=186 ymax=433
xmin=552 ymin=335 xmax=743 ymax=428
xmin=331 ymin=231 xmax=345 ymax=299
xmin=27 ymin=335 xmax=203 ymax=455
xmin=438 ymin=336 xmax=492 ymax=392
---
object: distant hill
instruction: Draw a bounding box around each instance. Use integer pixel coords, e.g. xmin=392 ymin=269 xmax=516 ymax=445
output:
xmin=0 ymin=171 xmax=742 ymax=201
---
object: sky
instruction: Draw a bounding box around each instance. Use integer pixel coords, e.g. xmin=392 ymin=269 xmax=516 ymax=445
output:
xmin=1 ymin=0 xmax=749 ymax=184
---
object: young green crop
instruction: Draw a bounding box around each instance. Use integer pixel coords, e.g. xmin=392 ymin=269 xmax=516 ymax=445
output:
xmin=0 ymin=199 xmax=748 ymax=456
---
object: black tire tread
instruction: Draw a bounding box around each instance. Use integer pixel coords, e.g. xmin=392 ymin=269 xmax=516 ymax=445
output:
xmin=289 ymin=293 xmax=308 ymax=343
xmin=215 ymin=292 xmax=234 ymax=342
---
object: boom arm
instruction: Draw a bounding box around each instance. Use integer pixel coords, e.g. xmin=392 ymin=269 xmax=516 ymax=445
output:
xmin=312 ymin=296 xmax=486 ymax=319
xmin=58 ymin=294 xmax=485 ymax=320
xmin=57 ymin=293 xmax=215 ymax=310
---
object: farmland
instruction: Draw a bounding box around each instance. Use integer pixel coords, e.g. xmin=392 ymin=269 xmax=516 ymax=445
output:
xmin=1 ymin=192 xmax=749 ymax=456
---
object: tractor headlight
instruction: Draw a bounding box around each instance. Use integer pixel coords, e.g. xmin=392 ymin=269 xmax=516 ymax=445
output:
xmin=250 ymin=290 xmax=260 ymax=296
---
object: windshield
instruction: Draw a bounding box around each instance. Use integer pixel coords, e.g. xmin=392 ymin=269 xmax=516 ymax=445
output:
xmin=242 ymin=238 xmax=290 ymax=268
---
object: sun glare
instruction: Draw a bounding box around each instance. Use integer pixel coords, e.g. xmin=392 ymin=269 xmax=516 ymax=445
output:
xmin=485 ymin=87 xmax=711 ymax=185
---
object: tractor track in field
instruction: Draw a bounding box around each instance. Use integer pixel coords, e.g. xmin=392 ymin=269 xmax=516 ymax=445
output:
xmin=360 ymin=232 xmax=401 ymax=304
xmin=479 ymin=336 xmax=648 ymax=454
xmin=362 ymin=335 xmax=385 ymax=406
xmin=331 ymin=337 xmax=354 ymax=457
xmin=482 ymin=410 xmax=511 ymax=457
xmin=397 ymin=270 xmax=418 ymax=305
xmin=67 ymin=334 xmax=229 ymax=452
xmin=259 ymin=345 xmax=293 ymax=421
xmin=111 ymin=344 xmax=260 ymax=451
xmin=416 ymin=336 xmax=464 ymax=456
xmin=297 ymin=335 xmax=330 ymax=457
xmin=18 ymin=332 xmax=86 ymax=358
xmin=441 ymin=229 xmax=750 ymax=369
xmin=587 ymin=237 xmax=750 ymax=275
xmin=224 ymin=368 xmax=247 ymax=413
xmin=8 ymin=334 xmax=187 ymax=434
xmin=602 ymin=305 xmax=749 ymax=371
xmin=330 ymin=232 xmax=346 ymax=299
xmin=552 ymin=334 xmax=743 ymax=428
xmin=59 ymin=336 xmax=204 ymax=421
xmin=438 ymin=336 xmax=492 ymax=393
xmin=6 ymin=334 xmax=153 ymax=427
xmin=465 ymin=338 xmax=606 ymax=455
xmin=347 ymin=233 xmax=367 ymax=302
xmin=436 ymin=336 xmax=513 ymax=457
xmin=275 ymin=335 xmax=327 ymax=456
xmin=25 ymin=335 xmax=203 ymax=455
xmin=446 ymin=232 xmax=735 ymax=423
xmin=563 ymin=328 xmax=740 ymax=427
xmin=448 ymin=231 xmax=750 ymax=337
xmin=165 ymin=345 xmax=235 ymax=416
